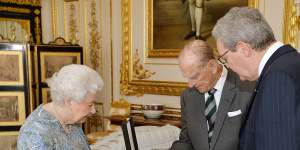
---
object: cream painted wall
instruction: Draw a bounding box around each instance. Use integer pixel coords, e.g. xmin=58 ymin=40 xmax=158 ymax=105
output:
xmin=263 ymin=0 xmax=285 ymax=41
xmin=41 ymin=0 xmax=290 ymax=113
xmin=40 ymin=0 xmax=53 ymax=43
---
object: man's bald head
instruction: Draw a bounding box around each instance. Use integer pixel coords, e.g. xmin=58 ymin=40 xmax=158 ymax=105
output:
xmin=179 ymin=40 xmax=214 ymax=68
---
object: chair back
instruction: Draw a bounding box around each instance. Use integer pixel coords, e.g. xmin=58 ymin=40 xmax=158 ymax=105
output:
xmin=121 ymin=117 xmax=139 ymax=150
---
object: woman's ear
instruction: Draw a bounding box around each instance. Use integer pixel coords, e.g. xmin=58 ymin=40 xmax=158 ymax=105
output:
xmin=64 ymin=98 xmax=72 ymax=106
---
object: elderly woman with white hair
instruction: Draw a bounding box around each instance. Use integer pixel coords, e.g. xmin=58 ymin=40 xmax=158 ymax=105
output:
xmin=17 ymin=64 xmax=104 ymax=150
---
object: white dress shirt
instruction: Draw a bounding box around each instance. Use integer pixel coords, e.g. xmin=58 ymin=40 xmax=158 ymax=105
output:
xmin=258 ymin=41 xmax=284 ymax=76
xmin=204 ymin=65 xmax=228 ymax=110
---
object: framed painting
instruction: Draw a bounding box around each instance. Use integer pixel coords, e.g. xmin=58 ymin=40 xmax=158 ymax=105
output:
xmin=0 ymin=42 xmax=31 ymax=124
xmin=147 ymin=0 xmax=258 ymax=57
xmin=0 ymin=1 xmax=42 ymax=43
xmin=0 ymin=132 xmax=18 ymax=149
xmin=40 ymin=52 xmax=81 ymax=82
xmin=0 ymin=51 xmax=24 ymax=86
xmin=120 ymin=0 xmax=258 ymax=96
xmin=0 ymin=17 xmax=31 ymax=42
xmin=0 ymin=92 xmax=26 ymax=126
xmin=32 ymin=43 xmax=83 ymax=106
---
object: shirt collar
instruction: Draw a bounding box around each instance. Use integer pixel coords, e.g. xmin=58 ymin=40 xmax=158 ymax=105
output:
xmin=214 ymin=65 xmax=228 ymax=91
xmin=258 ymin=41 xmax=284 ymax=76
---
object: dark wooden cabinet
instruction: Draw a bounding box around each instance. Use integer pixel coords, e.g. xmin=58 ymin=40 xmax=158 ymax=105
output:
xmin=29 ymin=38 xmax=83 ymax=109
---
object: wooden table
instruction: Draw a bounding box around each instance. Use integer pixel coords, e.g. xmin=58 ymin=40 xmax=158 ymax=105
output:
xmin=87 ymin=115 xmax=181 ymax=144
xmin=108 ymin=115 xmax=181 ymax=128
xmin=87 ymin=130 xmax=114 ymax=144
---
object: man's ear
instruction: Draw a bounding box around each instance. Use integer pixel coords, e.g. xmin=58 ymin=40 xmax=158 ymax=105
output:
xmin=236 ymin=41 xmax=252 ymax=57
xmin=207 ymin=59 xmax=219 ymax=74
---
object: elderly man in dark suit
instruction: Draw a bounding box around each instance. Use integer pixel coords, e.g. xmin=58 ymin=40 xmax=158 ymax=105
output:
xmin=212 ymin=7 xmax=300 ymax=150
xmin=170 ymin=40 xmax=254 ymax=150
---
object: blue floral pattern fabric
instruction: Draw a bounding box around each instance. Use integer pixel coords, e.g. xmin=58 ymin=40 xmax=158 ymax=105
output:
xmin=17 ymin=105 xmax=91 ymax=150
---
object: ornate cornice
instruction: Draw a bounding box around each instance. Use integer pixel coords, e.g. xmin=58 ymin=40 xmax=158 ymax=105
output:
xmin=133 ymin=49 xmax=155 ymax=79
xmin=68 ymin=3 xmax=79 ymax=44
xmin=120 ymin=0 xmax=137 ymax=96
xmin=51 ymin=0 xmax=57 ymax=39
xmin=89 ymin=0 xmax=103 ymax=75
xmin=0 ymin=6 xmax=31 ymax=13
xmin=283 ymin=0 xmax=298 ymax=47
xmin=0 ymin=0 xmax=40 ymax=6
xmin=147 ymin=49 xmax=180 ymax=57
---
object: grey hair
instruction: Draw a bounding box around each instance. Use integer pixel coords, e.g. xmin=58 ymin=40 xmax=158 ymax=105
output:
xmin=179 ymin=40 xmax=214 ymax=66
xmin=46 ymin=64 xmax=104 ymax=104
xmin=212 ymin=7 xmax=276 ymax=51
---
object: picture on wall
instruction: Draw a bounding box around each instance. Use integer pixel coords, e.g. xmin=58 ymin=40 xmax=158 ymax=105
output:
xmin=148 ymin=0 xmax=250 ymax=57
xmin=0 ymin=51 xmax=23 ymax=85
xmin=153 ymin=0 xmax=248 ymax=48
xmin=40 ymin=52 xmax=81 ymax=82
xmin=0 ymin=17 xmax=31 ymax=42
xmin=33 ymin=43 xmax=83 ymax=107
xmin=0 ymin=132 xmax=19 ymax=149
xmin=0 ymin=96 xmax=18 ymax=122
xmin=0 ymin=92 xmax=26 ymax=126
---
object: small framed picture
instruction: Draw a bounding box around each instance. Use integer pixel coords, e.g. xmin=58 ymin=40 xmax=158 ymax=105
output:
xmin=0 ymin=132 xmax=18 ymax=149
xmin=40 ymin=52 xmax=81 ymax=82
xmin=0 ymin=92 xmax=26 ymax=126
xmin=0 ymin=51 xmax=24 ymax=86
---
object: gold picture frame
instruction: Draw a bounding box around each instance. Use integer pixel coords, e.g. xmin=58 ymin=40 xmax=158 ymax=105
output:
xmin=283 ymin=0 xmax=298 ymax=47
xmin=0 ymin=92 xmax=26 ymax=126
xmin=147 ymin=0 xmax=259 ymax=57
xmin=120 ymin=0 xmax=258 ymax=96
xmin=0 ymin=1 xmax=42 ymax=44
xmin=0 ymin=51 xmax=24 ymax=86
xmin=40 ymin=52 xmax=81 ymax=82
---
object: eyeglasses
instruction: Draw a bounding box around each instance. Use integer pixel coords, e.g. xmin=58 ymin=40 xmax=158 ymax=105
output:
xmin=217 ymin=50 xmax=229 ymax=65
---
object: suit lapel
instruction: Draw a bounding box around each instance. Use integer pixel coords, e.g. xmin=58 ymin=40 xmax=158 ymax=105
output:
xmin=189 ymin=89 xmax=210 ymax=150
xmin=258 ymin=45 xmax=295 ymax=89
xmin=210 ymin=71 xmax=236 ymax=149
xmin=243 ymin=45 xmax=296 ymax=124
xmin=240 ymin=45 xmax=297 ymax=146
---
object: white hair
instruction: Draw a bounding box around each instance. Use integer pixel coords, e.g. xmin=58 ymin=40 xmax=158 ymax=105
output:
xmin=212 ymin=7 xmax=275 ymax=51
xmin=46 ymin=64 xmax=104 ymax=104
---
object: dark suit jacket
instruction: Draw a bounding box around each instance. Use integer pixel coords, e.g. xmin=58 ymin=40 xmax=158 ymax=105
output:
xmin=240 ymin=45 xmax=300 ymax=150
xmin=170 ymin=70 xmax=254 ymax=150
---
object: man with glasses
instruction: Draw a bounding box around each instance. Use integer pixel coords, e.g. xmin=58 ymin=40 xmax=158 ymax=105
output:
xmin=170 ymin=40 xmax=254 ymax=150
xmin=212 ymin=7 xmax=300 ymax=150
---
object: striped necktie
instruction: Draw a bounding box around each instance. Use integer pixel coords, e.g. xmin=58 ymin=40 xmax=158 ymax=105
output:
xmin=205 ymin=88 xmax=217 ymax=147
